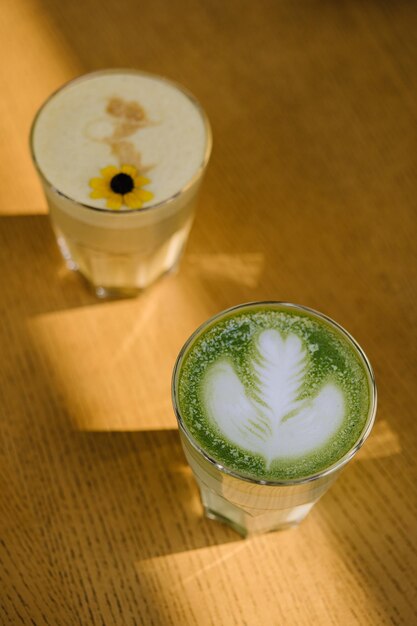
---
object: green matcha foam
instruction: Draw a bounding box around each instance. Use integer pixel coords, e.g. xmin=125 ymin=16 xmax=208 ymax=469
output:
xmin=175 ymin=303 xmax=374 ymax=481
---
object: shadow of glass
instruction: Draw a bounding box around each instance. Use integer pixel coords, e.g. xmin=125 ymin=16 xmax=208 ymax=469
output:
xmin=18 ymin=423 xmax=239 ymax=557
xmin=1 ymin=290 xmax=238 ymax=557
xmin=0 ymin=214 xmax=100 ymax=314
xmin=1 ymin=229 xmax=242 ymax=624
xmin=87 ymin=428 xmax=239 ymax=554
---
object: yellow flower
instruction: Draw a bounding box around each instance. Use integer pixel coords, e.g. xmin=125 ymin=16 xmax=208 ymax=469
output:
xmin=89 ymin=164 xmax=154 ymax=210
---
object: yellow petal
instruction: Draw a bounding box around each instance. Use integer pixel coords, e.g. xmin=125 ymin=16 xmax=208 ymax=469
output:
xmin=136 ymin=189 xmax=154 ymax=203
xmin=134 ymin=176 xmax=151 ymax=187
xmin=106 ymin=193 xmax=123 ymax=210
xmin=100 ymin=165 xmax=119 ymax=180
xmin=124 ymin=191 xmax=143 ymax=209
xmin=90 ymin=189 xmax=110 ymax=199
xmin=89 ymin=177 xmax=109 ymax=190
xmin=121 ymin=164 xmax=138 ymax=178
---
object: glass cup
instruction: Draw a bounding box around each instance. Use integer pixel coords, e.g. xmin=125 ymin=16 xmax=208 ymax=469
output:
xmin=30 ymin=70 xmax=212 ymax=298
xmin=172 ymin=302 xmax=377 ymax=537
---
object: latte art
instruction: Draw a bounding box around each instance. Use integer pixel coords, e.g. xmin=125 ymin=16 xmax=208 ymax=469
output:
xmin=177 ymin=304 xmax=372 ymax=481
xmin=203 ymin=329 xmax=345 ymax=467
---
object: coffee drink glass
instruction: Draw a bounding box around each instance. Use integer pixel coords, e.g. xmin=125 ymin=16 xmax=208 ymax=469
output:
xmin=30 ymin=69 xmax=212 ymax=297
xmin=172 ymin=302 xmax=376 ymax=536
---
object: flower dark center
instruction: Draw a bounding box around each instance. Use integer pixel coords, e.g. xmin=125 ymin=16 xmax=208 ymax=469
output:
xmin=110 ymin=173 xmax=134 ymax=195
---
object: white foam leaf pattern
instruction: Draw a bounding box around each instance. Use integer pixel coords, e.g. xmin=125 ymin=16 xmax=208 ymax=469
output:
xmin=202 ymin=329 xmax=345 ymax=467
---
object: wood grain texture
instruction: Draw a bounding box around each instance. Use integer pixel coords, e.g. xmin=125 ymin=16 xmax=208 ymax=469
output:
xmin=1 ymin=1 xmax=416 ymax=624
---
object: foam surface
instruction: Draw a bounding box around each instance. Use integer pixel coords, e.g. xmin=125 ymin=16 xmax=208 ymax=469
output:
xmin=33 ymin=71 xmax=209 ymax=207
xmin=203 ymin=330 xmax=345 ymax=467
xmin=177 ymin=305 xmax=371 ymax=481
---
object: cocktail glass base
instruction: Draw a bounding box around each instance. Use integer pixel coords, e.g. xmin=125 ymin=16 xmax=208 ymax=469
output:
xmin=53 ymin=228 xmax=182 ymax=298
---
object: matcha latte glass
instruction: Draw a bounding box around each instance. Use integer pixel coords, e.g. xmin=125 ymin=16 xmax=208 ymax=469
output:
xmin=172 ymin=302 xmax=376 ymax=536
xmin=30 ymin=69 xmax=212 ymax=297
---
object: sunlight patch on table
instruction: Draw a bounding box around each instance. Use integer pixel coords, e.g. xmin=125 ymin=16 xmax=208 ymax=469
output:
xmin=187 ymin=253 xmax=265 ymax=287
xmin=357 ymin=420 xmax=401 ymax=460
xmin=0 ymin=0 xmax=82 ymax=213
xmin=26 ymin=278 xmax=211 ymax=431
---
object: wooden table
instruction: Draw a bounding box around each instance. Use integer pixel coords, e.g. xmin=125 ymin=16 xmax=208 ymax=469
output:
xmin=1 ymin=1 xmax=416 ymax=624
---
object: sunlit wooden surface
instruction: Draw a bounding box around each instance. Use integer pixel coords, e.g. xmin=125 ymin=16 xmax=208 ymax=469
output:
xmin=1 ymin=2 xmax=417 ymax=624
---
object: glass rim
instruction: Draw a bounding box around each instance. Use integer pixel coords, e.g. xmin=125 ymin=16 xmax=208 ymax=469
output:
xmin=172 ymin=301 xmax=377 ymax=487
xmin=29 ymin=67 xmax=213 ymax=215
